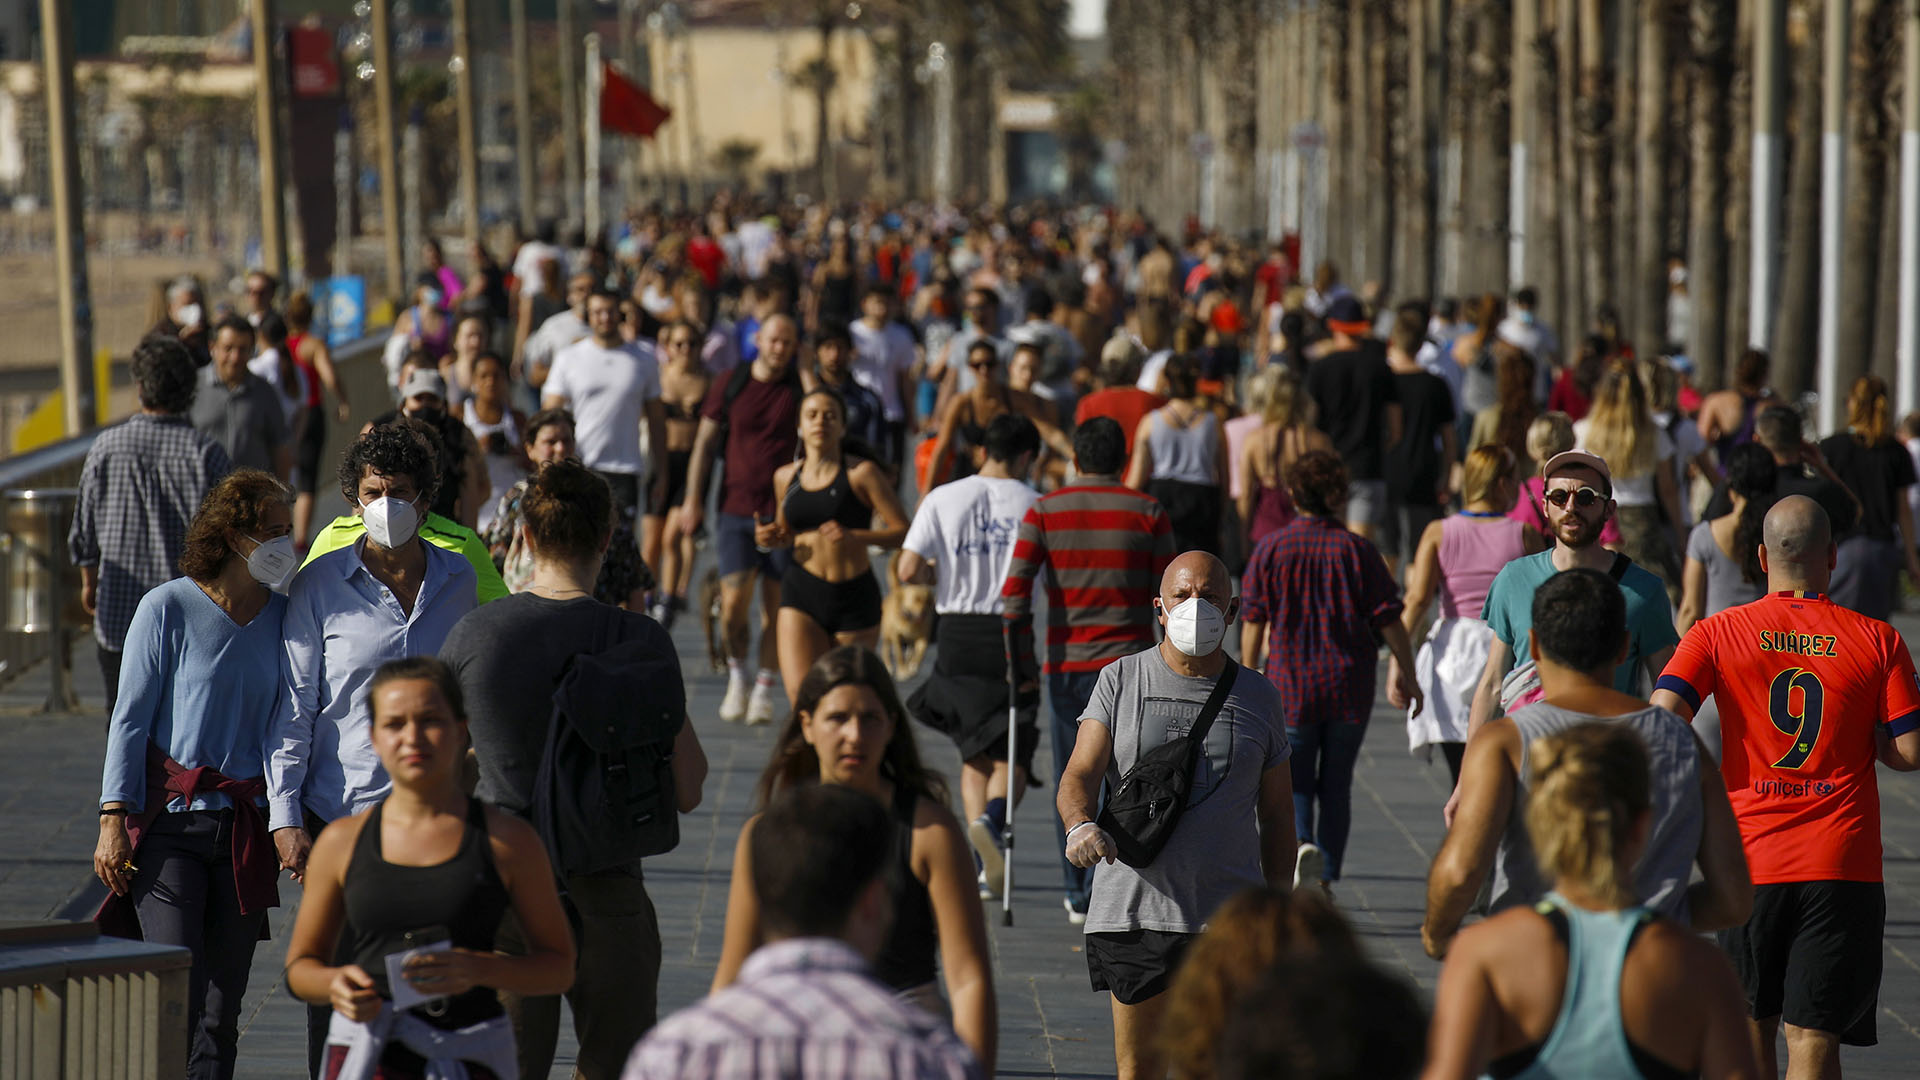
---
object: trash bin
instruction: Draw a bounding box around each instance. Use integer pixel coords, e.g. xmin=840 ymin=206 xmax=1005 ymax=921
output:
xmin=3 ymin=487 xmax=81 ymax=711
xmin=0 ymin=921 xmax=191 ymax=1078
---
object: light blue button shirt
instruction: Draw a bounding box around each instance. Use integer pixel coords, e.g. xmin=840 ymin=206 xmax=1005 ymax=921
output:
xmin=268 ymin=537 xmax=477 ymax=830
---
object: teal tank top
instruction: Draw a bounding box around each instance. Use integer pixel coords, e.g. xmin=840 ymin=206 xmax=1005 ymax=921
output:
xmin=1490 ymin=895 xmax=1691 ymax=1080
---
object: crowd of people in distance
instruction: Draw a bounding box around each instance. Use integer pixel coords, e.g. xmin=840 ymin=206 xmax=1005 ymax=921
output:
xmin=78 ymin=196 xmax=1920 ymax=1080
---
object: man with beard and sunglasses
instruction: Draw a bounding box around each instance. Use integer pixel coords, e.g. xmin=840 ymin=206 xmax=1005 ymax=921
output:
xmin=1464 ymin=451 xmax=1680 ymax=752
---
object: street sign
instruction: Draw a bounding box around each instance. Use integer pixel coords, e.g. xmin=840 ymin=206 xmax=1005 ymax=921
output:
xmin=314 ymin=276 xmax=366 ymax=347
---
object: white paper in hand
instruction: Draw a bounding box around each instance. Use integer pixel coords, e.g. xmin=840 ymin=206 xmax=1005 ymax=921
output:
xmin=384 ymin=940 xmax=453 ymax=1012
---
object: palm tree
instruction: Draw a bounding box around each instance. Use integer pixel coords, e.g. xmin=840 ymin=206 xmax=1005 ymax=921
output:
xmin=1632 ymin=0 xmax=1671 ymax=353
xmin=1838 ymin=0 xmax=1895 ymax=386
xmin=1687 ymin=0 xmax=1734 ymax=386
xmin=1772 ymin=0 xmax=1821 ymax=398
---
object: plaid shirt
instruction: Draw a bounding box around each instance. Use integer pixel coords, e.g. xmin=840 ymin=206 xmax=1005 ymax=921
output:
xmin=1239 ymin=515 xmax=1402 ymax=726
xmin=69 ymin=414 xmax=232 ymax=650
xmin=622 ymin=938 xmax=982 ymax=1080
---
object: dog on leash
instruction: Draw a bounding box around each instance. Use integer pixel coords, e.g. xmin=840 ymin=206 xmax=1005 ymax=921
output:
xmin=696 ymin=568 xmax=726 ymax=673
xmin=879 ymin=551 xmax=936 ymax=682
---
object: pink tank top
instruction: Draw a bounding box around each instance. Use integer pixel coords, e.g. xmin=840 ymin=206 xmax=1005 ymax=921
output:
xmin=1437 ymin=514 xmax=1529 ymax=620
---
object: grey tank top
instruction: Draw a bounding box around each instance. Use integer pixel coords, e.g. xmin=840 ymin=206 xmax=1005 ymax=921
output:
xmin=1147 ymin=407 xmax=1219 ymax=486
xmin=1491 ymin=702 xmax=1704 ymax=925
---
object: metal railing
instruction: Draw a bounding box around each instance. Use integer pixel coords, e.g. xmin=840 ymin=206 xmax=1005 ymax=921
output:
xmin=0 ymin=334 xmax=384 ymax=700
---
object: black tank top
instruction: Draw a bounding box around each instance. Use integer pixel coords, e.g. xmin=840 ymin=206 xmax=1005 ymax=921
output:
xmin=872 ymin=784 xmax=939 ymax=990
xmin=782 ymin=460 xmax=870 ymax=534
xmin=339 ymin=798 xmax=509 ymax=1030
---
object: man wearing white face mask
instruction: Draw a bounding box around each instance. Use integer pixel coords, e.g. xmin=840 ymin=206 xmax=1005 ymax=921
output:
xmin=266 ymin=424 xmax=479 ymax=1075
xmin=1057 ymin=551 xmax=1296 ymax=1080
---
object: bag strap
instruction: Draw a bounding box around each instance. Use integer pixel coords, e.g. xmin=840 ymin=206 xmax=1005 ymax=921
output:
xmin=1181 ymin=659 xmax=1239 ymax=771
xmin=1607 ymin=551 xmax=1633 ymax=581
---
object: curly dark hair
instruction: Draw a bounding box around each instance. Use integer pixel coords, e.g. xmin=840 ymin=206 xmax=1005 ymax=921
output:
xmin=1284 ymin=450 xmax=1350 ymax=518
xmin=337 ymin=421 xmax=439 ymax=505
xmin=178 ymin=469 xmax=292 ymax=581
xmin=131 ymin=334 xmax=198 ymax=414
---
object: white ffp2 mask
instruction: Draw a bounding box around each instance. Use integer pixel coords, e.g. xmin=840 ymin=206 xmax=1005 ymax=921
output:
xmin=360 ymin=496 xmax=421 ymax=550
xmin=243 ymin=535 xmax=299 ymax=592
xmin=1160 ymin=596 xmax=1227 ymax=657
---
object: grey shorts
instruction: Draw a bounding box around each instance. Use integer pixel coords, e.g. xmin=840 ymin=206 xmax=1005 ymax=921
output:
xmin=1345 ymin=479 xmax=1389 ymax=528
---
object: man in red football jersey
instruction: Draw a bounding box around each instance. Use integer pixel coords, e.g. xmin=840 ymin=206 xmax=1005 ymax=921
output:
xmin=1653 ymin=495 xmax=1920 ymax=1079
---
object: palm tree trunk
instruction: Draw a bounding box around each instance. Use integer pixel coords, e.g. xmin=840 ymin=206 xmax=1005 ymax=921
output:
xmin=1613 ymin=3 xmax=1640 ymax=332
xmin=1773 ymin=2 xmax=1823 ymax=399
xmin=1873 ymin=143 xmax=1903 ymax=382
xmin=1687 ymin=0 xmax=1734 ymax=386
xmin=1465 ymin=0 xmax=1513 ymax=293
xmin=1553 ymin=0 xmax=1584 ymax=336
xmin=1362 ymin=0 xmax=1395 ymax=287
xmin=1726 ymin=0 xmax=1755 ymax=370
xmin=1633 ymin=0 xmax=1670 ymax=352
xmin=1441 ymin=0 xmax=1469 ymax=294
xmin=1527 ymin=0 xmax=1563 ymax=330
xmin=1405 ymin=0 xmax=1437 ymax=299
xmin=1324 ymin=0 xmax=1353 ymax=276
xmin=1575 ymin=0 xmax=1612 ymax=335
xmin=1839 ymin=0 xmax=1894 ymax=384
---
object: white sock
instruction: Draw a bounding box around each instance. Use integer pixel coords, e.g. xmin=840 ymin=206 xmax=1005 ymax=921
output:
xmin=752 ymin=668 xmax=778 ymax=691
xmin=727 ymin=658 xmax=746 ymax=686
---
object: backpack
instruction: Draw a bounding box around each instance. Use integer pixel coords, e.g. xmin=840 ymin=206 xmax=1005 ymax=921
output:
xmin=531 ymin=606 xmax=686 ymax=877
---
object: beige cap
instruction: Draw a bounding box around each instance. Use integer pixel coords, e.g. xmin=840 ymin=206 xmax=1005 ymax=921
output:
xmin=1541 ymin=449 xmax=1612 ymax=494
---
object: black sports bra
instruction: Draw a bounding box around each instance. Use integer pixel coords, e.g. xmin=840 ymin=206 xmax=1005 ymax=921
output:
xmin=1484 ymin=908 xmax=1697 ymax=1080
xmin=783 ymin=460 xmax=870 ymax=534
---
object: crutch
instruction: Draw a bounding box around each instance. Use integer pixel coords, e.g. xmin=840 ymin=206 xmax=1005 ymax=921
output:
xmin=1002 ymin=645 xmax=1017 ymax=927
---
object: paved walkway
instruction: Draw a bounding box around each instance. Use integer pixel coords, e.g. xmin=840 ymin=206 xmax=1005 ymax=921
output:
xmin=6 ymin=351 xmax=1920 ymax=1074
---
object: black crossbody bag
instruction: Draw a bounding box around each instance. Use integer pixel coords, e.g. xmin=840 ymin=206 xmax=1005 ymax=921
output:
xmin=1098 ymin=660 xmax=1238 ymax=868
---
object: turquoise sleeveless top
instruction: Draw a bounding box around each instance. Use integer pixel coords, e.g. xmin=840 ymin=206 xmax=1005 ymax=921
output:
xmin=1487 ymin=894 xmax=1693 ymax=1080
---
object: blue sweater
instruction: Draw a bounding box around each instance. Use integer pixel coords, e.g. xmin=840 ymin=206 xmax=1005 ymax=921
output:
xmin=100 ymin=577 xmax=288 ymax=813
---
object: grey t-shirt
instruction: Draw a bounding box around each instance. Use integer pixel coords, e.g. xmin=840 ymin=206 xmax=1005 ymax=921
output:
xmin=189 ymin=366 xmax=289 ymax=473
xmin=1686 ymin=520 xmax=1764 ymax=618
xmin=438 ymin=593 xmax=675 ymax=817
xmin=1083 ymin=647 xmax=1290 ymax=935
xmin=1491 ymin=701 xmax=1703 ymax=923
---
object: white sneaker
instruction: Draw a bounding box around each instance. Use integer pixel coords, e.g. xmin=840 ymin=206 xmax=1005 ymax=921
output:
xmin=1293 ymin=842 xmax=1326 ymax=892
xmin=745 ymin=682 xmax=777 ymax=726
xmin=719 ymin=677 xmax=748 ymax=723
xmin=968 ymin=815 xmax=1006 ymax=893
xmin=978 ymin=870 xmax=998 ymax=901
xmin=1064 ymin=897 xmax=1088 ymax=926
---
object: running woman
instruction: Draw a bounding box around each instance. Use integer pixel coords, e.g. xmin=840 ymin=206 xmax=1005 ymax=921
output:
xmin=1652 ymin=495 xmax=1920 ymax=1079
xmin=645 ymin=320 xmax=714 ymax=629
xmin=756 ymin=387 xmax=911 ymax=707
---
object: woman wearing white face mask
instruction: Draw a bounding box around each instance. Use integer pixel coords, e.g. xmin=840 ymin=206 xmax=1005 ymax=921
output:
xmin=94 ymin=469 xmax=296 ymax=1080
xmin=1239 ymin=451 xmax=1424 ymax=895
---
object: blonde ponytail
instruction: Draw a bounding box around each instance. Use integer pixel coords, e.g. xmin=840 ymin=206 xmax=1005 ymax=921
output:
xmin=1524 ymin=723 xmax=1651 ymax=908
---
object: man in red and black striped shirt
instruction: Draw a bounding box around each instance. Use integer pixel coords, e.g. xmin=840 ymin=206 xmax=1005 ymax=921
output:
xmin=1002 ymin=416 xmax=1174 ymax=923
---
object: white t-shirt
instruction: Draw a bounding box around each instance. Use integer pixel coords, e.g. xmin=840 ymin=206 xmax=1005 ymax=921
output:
xmin=544 ymin=338 xmax=661 ymax=475
xmin=850 ymin=319 xmax=916 ymax=422
xmin=512 ymin=240 xmax=563 ymax=293
xmin=1574 ymin=418 xmax=1675 ymax=509
xmin=902 ymin=474 xmax=1041 ymax=615
xmin=248 ymin=348 xmax=307 ymax=426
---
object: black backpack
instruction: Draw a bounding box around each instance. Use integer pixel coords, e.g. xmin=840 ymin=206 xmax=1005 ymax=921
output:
xmin=532 ymin=606 xmax=686 ymax=877
xmin=1098 ymin=660 xmax=1237 ymax=868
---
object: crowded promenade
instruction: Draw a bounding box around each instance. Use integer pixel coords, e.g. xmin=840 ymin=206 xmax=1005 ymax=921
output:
xmin=12 ymin=198 xmax=1920 ymax=1080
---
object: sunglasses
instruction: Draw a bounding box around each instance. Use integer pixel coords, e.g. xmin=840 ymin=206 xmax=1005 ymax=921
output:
xmin=969 ymin=359 xmax=996 ymax=371
xmin=1542 ymin=485 xmax=1607 ymax=509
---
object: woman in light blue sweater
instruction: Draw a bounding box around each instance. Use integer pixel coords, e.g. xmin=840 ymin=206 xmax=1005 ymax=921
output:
xmin=94 ymin=468 xmax=297 ymax=1080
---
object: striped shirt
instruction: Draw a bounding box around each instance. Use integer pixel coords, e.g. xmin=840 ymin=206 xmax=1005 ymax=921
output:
xmin=621 ymin=938 xmax=982 ymax=1080
xmin=1001 ymin=476 xmax=1174 ymax=674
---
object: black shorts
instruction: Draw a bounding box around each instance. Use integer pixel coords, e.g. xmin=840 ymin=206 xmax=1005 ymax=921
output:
xmin=595 ymin=469 xmax=640 ymax=525
xmin=1718 ymin=880 xmax=1885 ymax=1046
xmin=647 ymin=450 xmax=693 ymax=517
xmin=1086 ymin=929 xmax=1197 ymax=1005
xmin=904 ymin=613 xmax=1039 ymax=768
xmin=779 ymin=562 xmax=883 ymax=635
xmin=293 ymin=405 xmax=327 ymax=496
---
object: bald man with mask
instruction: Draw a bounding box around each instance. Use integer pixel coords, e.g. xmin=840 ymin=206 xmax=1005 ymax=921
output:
xmin=1654 ymin=496 xmax=1920 ymax=1079
xmin=1058 ymin=552 xmax=1295 ymax=1080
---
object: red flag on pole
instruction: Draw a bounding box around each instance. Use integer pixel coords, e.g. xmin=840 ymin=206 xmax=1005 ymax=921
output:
xmin=600 ymin=61 xmax=670 ymax=138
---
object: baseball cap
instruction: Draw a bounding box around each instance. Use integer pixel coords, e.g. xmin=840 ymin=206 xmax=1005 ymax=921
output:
xmin=1541 ymin=449 xmax=1612 ymax=494
xmin=400 ymin=368 xmax=447 ymax=403
xmin=1324 ymin=295 xmax=1369 ymax=336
